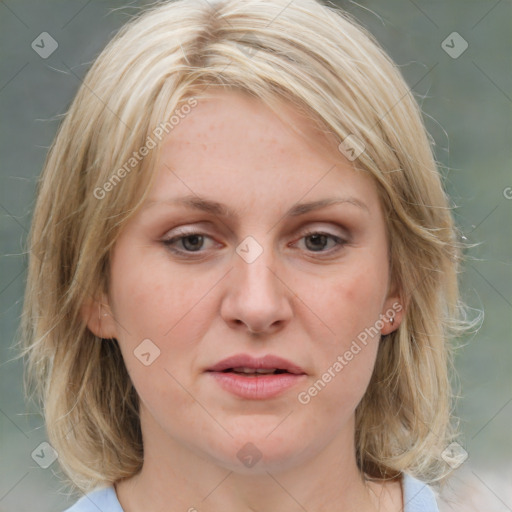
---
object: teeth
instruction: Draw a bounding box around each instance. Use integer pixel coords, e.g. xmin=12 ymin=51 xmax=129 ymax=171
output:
xmin=232 ymin=367 xmax=278 ymax=374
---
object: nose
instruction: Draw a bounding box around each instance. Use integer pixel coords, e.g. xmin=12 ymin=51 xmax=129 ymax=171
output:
xmin=220 ymin=244 xmax=293 ymax=336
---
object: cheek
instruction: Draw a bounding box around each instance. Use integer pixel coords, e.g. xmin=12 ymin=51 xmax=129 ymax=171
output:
xmin=107 ymin=243 xmax=221 ymax=392
xmin=295 ymin=254 xmax=388 ymax=412
xmin=109 ymin=242 xmax=214 ymax=338
xmin=106 ymin=249 xmax=210 ymax=423
xmin=315 ymin=256 xmax=388 ymax=342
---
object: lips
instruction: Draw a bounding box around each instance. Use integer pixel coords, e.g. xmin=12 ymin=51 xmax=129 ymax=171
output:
xmin=206 ymin=354 xmax=306 ymax=376
xmin=205 ymin=354 xmax=307 ymax=400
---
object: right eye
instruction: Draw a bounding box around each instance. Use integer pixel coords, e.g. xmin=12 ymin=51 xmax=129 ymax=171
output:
xmin=162 ymin=232 xmax=218 ymax=254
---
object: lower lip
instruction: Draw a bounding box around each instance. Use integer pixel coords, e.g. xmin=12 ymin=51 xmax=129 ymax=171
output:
xmin=207 ymin=371 xmax=306 ymax=400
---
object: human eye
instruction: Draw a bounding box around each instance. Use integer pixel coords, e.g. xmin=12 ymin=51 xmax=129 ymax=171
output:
xmin=162 ymin=229 xmax=220 ymax=256
xmin=292 ymin=229 xmax=348 ymax=256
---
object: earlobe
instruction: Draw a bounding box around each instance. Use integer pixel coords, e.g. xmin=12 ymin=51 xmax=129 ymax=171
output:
xmin=81 ymin=294 xmax=117 ymax=339
xmin=381 ymin=311 xmax=398 ymax=336
xmin=380 ymin=296 xmax=405 ymax=336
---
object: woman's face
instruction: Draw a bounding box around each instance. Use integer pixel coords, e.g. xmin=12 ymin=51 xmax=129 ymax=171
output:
xmin=90 ymin=90 xmax=401 ymax=473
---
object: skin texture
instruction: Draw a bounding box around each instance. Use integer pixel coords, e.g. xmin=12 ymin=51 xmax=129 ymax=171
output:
xmin=85 ymin=90 xmax=404 ymax=511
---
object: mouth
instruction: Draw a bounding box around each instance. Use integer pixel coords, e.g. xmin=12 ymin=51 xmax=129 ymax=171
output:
xmin=206 ymin=354 xmax=306 ymax=376
xmin=215 ymin=367 xmax=294 ymax=376
xmin=205 ymin=354 xmax=307 ymax=399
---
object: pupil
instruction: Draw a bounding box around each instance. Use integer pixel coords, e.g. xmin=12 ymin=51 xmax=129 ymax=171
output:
xmin=183 ymin=235 xmax=203 ymax=251
xmin=305 ymin=234 xmax=327 ymax=251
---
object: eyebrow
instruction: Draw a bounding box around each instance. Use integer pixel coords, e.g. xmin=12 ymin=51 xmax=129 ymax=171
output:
xmin=150 ymin=195 xmax=369 ymax=217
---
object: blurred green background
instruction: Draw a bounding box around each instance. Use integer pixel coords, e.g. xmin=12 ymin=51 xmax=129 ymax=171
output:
xmin=0 ymin=1 xmax=510 ymax=510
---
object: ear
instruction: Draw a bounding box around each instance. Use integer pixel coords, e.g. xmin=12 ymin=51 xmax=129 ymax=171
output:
xmin=380 ymin=283 xmax=405 ymax=336
xmin=81 ymin=292 xmax=118 ymax=339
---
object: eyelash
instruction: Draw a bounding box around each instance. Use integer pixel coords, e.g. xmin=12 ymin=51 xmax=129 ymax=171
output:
xmin=162 ymin=229 xmax=347 ymax=257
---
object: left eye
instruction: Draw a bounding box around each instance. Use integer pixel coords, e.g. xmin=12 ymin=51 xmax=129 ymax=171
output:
xmin=296 ymin=232 xmax=345 ymax=252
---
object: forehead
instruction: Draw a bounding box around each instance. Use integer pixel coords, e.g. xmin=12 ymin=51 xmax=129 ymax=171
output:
xmin=163 ymin=90 xmax=340 ymax=159
xmin=146 ymin=90 xmax=379 ymax=217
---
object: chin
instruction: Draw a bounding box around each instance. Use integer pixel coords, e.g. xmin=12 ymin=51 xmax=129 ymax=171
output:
xmin=202 ymin=427 xmax=315 ymax=475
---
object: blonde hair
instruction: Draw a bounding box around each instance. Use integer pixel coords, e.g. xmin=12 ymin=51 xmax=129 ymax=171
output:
xmin=20 ymin=0 xmax=468 ymax=493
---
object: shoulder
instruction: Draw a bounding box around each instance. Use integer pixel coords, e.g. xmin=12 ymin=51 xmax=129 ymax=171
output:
xmin=402 ymin=473 xmax=440 ymax=512
xmin=62 ymin=486 xmax=124 ymax=512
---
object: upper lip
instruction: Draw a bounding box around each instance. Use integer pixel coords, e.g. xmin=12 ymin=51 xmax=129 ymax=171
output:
xmin=206 ymin=354 xmax=306 ymax=375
